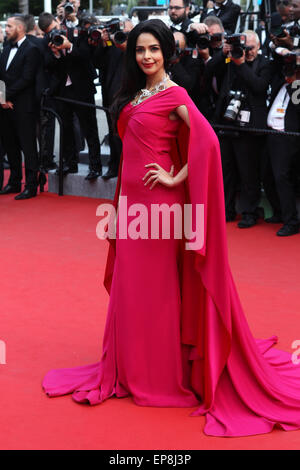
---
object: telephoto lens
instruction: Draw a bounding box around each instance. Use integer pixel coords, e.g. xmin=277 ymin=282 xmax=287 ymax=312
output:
xmin=48 ymin=28 xmax=65 ymax=46
xmin=64 ymin=2 xmax=74 ymax=14
xmin=224 ymin=90 xmax=245 ymax=121
xmin=114 ymin=31 xmax=128 ymax=45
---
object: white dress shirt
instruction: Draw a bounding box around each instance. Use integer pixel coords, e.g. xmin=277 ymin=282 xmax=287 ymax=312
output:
xmin=6 ymin=35 xmax=26 ymax=70
xmin=267 ymin=83 xmax=290 ymax=131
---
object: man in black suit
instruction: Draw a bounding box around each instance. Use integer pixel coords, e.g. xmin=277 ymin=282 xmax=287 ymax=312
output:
xmin=214 ymin=30 xmax=272 ymax=227
xmin=201 ymin=0 xmax=241 ymax=35
xmin=262 ymin=52 xmax=300 ymax=236
xmin=195 ymin=15 xmax=226 ymax=118
xmin=38 ymin=12 xmax=102 ymax=180
xmin=168 ymin=0 xmax=211 ymax=46
xmin=92 ymin=20 xmax=134 ymax=179
xmin=24 ymin=14 xmax=57 ymax=172
xmin=0 ymin=14 xmax=40 ymax=199
xmin=169 ymin=31 xmax=204 ymax=98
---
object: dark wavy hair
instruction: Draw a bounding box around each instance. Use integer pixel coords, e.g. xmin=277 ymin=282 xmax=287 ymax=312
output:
xmin=110 ymin=19 xmax=175 ymax=130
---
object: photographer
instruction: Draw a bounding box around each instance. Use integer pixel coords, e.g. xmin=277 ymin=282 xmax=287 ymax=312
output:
xmin=215 ymin=31 xmax=272 ymax=227
xmin=270 ymin=0 xmax=300 ymax=51
xmin=168 ymin=0 xmax=210 ymax=46
xmin=38 ymin=12 xmax=102 ymax=180
xmin=169 ymin=31 xmax=203 ymax=96
xmin=200 ymin=0 xmax=241 ymax=35
xmin=24 ymin=14 xmax=57 ymax=172
xmin=56 ymin=0 xmax=82 ymax=27
xmin=262 ymin=49 xmax=300 ymax=236
xmin=92 ymin=19 xmax=134 ymax=179
xmin=195 ymin=16 xmax=226 ymax=118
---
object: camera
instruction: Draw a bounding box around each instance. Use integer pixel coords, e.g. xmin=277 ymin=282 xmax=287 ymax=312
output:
xmin=48 ymin=27 xmax=68 ymax=46
xmin=225 ymin=34 xmax=246 ymax=59
xmin=271 ymin=23 xmax=300 ymax=39
xmin=188 ymin=2 xmax=201 ymax=19
xmin=282 ymin=51 xmax=300 ymax=76
xmin=193 ymin=32 xmax=223 ymax=50
xmin=270 ymin=24 xmax=286 ymax=38
xmin=98 ymin=19 xmax=123 ymax=36
xmin=87 ymin=25 xmax=102 ymax=43
xmin=196 ymin=33 xmax=211 ymax=49
xmin=114 ymin=31 xmax=129 ymax=45
xmin=64 ymin=2 xmax=75 ymax=14
xmin=288 ymin=23 xmax=300 ymax=38
xmin=224 ymin=90 xmax=246 ymax=121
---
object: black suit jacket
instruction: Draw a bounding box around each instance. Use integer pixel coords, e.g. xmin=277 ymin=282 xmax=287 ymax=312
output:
xmin=215 ymin=54 xmax=272 ymax=128
xmin=0 ymin=38 xmax=40 ymax=113
xmin=93 ymin=44 xmax=124 ymax=107
xmin=200 ymin=0 xmax=241 ymax=34
xmin=26 ymin=34 xmax=48 ymax=103
xmin=268 ymin=74 xmax=300 ymax=132
xmin=169 ymin=54 xmax=203 ymax=96
xmin=44 ymin=35 xmax=97 ymax=102
xmin=196 ymin=48 xmax=228 ymax=120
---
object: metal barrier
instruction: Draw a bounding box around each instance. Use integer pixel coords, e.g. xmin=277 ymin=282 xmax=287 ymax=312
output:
xmin=40 ymin=92 xmax=300 ymax=197
xmin=40 ymin=93 xmax=109 ymax=196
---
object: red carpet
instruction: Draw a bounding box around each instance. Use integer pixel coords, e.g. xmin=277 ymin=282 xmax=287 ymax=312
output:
xmin=1 ymin=183 xmax=300 ymax=449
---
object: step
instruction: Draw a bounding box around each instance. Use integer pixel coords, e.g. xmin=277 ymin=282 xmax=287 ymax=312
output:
xmin=78 ymin=144 xmax=111 ymax=166
xmin=48 ymin=163 xmax=117 ymax=199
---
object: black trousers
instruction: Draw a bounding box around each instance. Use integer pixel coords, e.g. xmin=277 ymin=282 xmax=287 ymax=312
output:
xmin=0 ymin=108 xmax=38 ymax=189
xmin=262 ymin=134 xmax=300 ymax=226
xmin=219 ymin=133 xmax=263 ymax=216
xmin=38 ymin=97 xmax=56 ymax=167
xmin=58 ymin=86 xmax=101 ymax=171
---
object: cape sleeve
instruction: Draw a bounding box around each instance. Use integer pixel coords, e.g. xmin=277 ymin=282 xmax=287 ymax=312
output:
xmin=166 ymin=87 xmax=232 ymax=414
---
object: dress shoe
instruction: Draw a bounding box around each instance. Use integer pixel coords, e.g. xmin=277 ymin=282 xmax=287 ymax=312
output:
xmin=14 ymin=188 xmax=37 ymax=200
xmin=0 ymin=184 xmax=21 ymax=195
xmin=56 ymin=164 xmax=78 ymax=176
xmin=85 ymin=169 xmax=102 ymax=180
xmin=102 ymin=169 xmax=118 ymax=180
xmin=265 ymin=214 xmax=283 ymax=224
xmin=43 ymin=161 xmax=58 ymax=171
xmin=237 ymin=214 xmax=257 ymax=229
xmin=276 ymin=224 xmax=299 ymax=237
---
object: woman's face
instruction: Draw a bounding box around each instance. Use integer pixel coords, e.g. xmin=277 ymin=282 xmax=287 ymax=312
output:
xmin=135 ymin=33 xmax=165 ymax=77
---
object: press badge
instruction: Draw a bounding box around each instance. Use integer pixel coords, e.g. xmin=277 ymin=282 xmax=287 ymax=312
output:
xmin=274 ymin=106 xmax=286 ymax=116
xmin=237 ymin=110 xmax=251 ymax=123
xmin=192 ymin=49 xmax=198 ymax=59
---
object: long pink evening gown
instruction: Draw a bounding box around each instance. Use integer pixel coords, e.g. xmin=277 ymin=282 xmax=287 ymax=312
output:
xmin=43 ymin=86 xmax=300 ymax=437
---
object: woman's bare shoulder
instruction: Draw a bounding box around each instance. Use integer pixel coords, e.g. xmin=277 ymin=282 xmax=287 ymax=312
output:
xmin=166 ymin=79 xmax=179 ymax=89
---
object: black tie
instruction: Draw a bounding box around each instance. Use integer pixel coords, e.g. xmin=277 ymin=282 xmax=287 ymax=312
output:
xmin=11 ymin=42 xmax=18 ymax=48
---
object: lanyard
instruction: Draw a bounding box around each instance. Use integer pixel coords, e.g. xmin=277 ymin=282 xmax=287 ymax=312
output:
xmin=282 ymin=89 xmax=289 ymax=108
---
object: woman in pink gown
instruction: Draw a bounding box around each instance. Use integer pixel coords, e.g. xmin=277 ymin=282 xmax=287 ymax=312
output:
xmin=43 ymin=19 xmax=300 ymax=437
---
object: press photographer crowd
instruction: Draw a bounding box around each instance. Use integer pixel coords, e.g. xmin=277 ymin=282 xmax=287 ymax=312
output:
xmin=0 ymin=0 xmax=300 ymax=236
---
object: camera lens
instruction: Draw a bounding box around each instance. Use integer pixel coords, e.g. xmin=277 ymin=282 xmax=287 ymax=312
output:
xmin=53 ymin=34 xmax=64 ymax=46
xmin=114 ymin=31 xmax=127 ymax=45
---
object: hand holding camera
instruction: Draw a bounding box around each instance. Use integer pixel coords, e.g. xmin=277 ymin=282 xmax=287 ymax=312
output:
xmin=49 ymin=34 xmax=72 ymax=55
xmin=222 ymin=41 xmax=246 ymax=65
xmin=270 ymin=30 xmax=294 ymax=50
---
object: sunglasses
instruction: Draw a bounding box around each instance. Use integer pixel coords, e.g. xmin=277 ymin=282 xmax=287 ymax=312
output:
xmin=276 ymin=0 xmax=290 ymax=5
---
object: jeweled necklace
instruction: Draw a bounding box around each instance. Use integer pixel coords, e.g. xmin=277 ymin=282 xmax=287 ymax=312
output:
xmin=132 ymin=74 xmax=169 ymax=106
